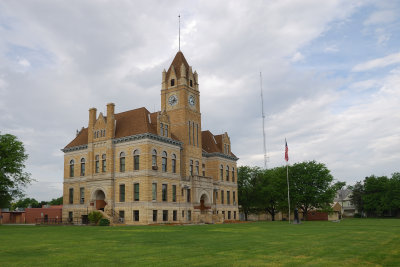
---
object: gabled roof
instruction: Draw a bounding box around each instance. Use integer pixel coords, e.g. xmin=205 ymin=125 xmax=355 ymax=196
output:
xmin=202 ymin=130 xmax=236 ymax=158
xmin=166 ymin=51 xmax=190 ymax=81
xmin=64 ymin=107 xmax=158 ymax=149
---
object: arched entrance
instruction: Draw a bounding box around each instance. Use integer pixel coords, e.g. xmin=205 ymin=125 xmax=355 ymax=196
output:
xmin=199 ymin=194 xmax=210 ymax=214
xmin=94 ymin=190 xmax=106 ymax=211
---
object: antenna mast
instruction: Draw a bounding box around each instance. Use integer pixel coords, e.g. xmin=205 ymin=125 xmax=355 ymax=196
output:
xmin=178 ymin=14 xmax=181 ymax=51
xmin=260 ymin=72 xmax=267 ymax=169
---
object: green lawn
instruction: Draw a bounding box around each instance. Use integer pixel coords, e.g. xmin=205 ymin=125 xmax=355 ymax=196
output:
xmin=0 ymin=219 xmax=399 ymax=266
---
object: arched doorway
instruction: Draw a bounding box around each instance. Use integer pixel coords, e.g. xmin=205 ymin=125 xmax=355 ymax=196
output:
xmin=199 ymin=194 xmax=210 ymax=214
xmin=94 ymin=190 xmax=106 ymax=211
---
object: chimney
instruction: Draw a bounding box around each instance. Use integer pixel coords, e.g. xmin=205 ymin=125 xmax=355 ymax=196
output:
xmin=106 ymin=103 xmax=115 ymax=138
xmin=88 ymin=108 xmax=97 ymax=141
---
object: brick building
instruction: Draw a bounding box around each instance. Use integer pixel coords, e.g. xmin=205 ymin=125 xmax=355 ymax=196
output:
xmin=62 ymin=51 xmax=239 ymax=225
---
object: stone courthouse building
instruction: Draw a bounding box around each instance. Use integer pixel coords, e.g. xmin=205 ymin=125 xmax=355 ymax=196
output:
xmin=62 ymin=51 xmax=239 ymax=224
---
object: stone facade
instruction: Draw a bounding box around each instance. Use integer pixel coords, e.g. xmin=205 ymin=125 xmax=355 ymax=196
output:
xmin=62 ymin=51 xmax=239 ymax=225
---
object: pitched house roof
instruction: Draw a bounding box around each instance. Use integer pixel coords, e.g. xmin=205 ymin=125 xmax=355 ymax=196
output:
xmin=64 ymin=107 xmax=158 ymax=149
xmin=201 ymin=130 xmax=236 ymax=158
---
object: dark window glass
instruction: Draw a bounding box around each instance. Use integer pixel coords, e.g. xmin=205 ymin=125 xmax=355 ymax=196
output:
xmin=172 ymin=154 xmax=176 ymax=173
xmin=187 ymin=189 xmax=191 ymax=203
xmin=190 ymin=79 xmax=193 ymax=87
xmin=134 ymin=183 xmax=139 ymax=201
xmin=134 ymin=149 xmax=140 ymax=170
xmin=119 ymin=184 xmax=125 ymax=202
xmin=226 ymin=166 xmax=229 ymax=181
xmin=120 ymin=152 xmax=125 ymax=172
xmin=228 ymin=211 xmax=231 ymax=219
xmin=153 ymin=210 xmax=157 ymax=222
xmin=119 ymin=210 xmax=125 ymax=222
xmin=134 ymin=210 xmax=139 ymax=221
xmin=173 ymin=210 xmax=177 ymax=221
xmin=162 ymin=151 xmax=167 ymax=172
xmin=190 ymin=160 xmax=193 ymax=176
xmin=234 ymin=211 xmax=236 ymax=220
xmin=152 ymin=149 xmax=157 ymax=168
xmin=80 ymin=187 xmax=84 ymax=204
xmin=162 ymin=184 xmax=167 ymax=201
xmin=220 ymin=165 xmax=223 ymax=180
xmin=221 ymin=190 xmax=224 ymax=204
xmin=80 ymin=158 xmax=85 ymax=176
xmin=171 ymin=79 xmax=175 ymax=86
xmin=69 ymin=160 xmax=74 ymax=177
xmin=163 ymin=210 xmax=168 ymax=221
xmin=227 ymin=191 xmax=230 ymax=205
xmin=152 ymin=183 xmax=157 ymax=201
xmin=95 ymin=155 xmax=99 ymax=173
xmin=69 ymin=188 xmax=74 ymax=204
xmin=102 ymin=154 xmax=106 ymax=172
xmin=172 ymin=185 xmax=176 ymax=202
xmin=233 ymin=191 xmax=236 ymax=204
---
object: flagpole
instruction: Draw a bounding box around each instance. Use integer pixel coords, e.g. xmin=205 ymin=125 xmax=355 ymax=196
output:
xmin=287 ymin=161 xmax=290 ymax=224
xmin=285 ymin=138 xmax=290 ymax=224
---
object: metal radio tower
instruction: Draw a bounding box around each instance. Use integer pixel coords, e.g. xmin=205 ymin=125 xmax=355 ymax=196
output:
xmin=260 ymin=72 xmax=268 ymax=169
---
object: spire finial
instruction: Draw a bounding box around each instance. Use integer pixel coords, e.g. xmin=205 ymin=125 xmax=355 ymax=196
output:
xmin=178 ymin=14 xmax=181 ymax=51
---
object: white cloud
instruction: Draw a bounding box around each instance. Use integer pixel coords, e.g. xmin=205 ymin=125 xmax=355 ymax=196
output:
xmin=18 ymin=57 xmax=31 ymax=67
xmin=352 ymin=52 xmax=400 ymax=72
xmin=324 ymin=44 xmax=339 ymax=53
xmin=291 ymin=52 xmax=304 ymax=62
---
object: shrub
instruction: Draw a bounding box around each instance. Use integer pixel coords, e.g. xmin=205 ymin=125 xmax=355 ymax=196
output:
xmin=99 ymin=218 xmax=110 ymax=226
xmin=88 ymin=211 xmax=103 ymax=224
xmin=354 ymin=213 xmax=362 ymax=218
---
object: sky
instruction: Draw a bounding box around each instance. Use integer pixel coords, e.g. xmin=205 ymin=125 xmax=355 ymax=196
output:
xmin=1 ymin=0 xmax=399 ymax=201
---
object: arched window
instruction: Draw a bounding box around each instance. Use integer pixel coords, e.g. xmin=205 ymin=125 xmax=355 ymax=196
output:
xmin=97 ymin=131 xmax=99 ymax=138
xmin=171 ymin=79 xmax=175 ymax=86
xmin=232 ymin=167 xmax=235 ymax=183
xmin=172 ymin=154 xmax=176 ymax=173
xmin=190 ymin=160 xmax=193 ymax=176
xmin=120 ymin=152 xmax=126 ymax=172
xmin=133 ymin=149 xmax=140 ymax=170
xmin=102 ymin=154 xmax=106 ymax=172
xmin=162 ymin=151 xmax=167 ymax=172
xmin=69 ymin=160 xmax=74 ymax=177
xmin=160 ymin=123 xmax=164 ymax=137
xmin=226 ymin=166 xmax=229 ymax=181
xmin=152 ymin=149 xmax=157 ymax=168
xmin=190 ymin=79 xmax=193 ymax=87
xmin=80 ymin=158 xmax=85 ymax=176
xmin=195 ymin=161 xmax=199 ymax=175
xmin=220 ymin=165 xmax=223 ymax=180
xmin=95 ymin=155 xmax=99 ymax=173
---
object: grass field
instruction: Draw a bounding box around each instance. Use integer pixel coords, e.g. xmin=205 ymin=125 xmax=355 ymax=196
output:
xmin=0 ymin=219 xmax=399 ymax=266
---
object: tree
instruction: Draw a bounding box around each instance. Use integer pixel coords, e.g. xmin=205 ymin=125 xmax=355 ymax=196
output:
xmin=238 ymin=166 xmax=259 ymax=220
xmin=290 ymin=160 xmax=344 ymax=220
xmin=254 ymin=167 xmax=288 ymax=221
xmin=49 ymin=196 xmax=63 ymax=205
xmin=11 ymin=197 xmax=40 ymax=210
xmin=88 ymin=211 xmax=103 ymax=225
xmin=0 ymin=133 xmax=33 ymax=208
xmin=350 ymin=181 xmax=364 ymax=215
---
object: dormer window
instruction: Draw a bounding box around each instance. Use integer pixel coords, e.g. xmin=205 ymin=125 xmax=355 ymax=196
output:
xmin=160 ymin=123 xmax=164 ymax=136
xmin=171 ymin=79 xmax=175 ymax=86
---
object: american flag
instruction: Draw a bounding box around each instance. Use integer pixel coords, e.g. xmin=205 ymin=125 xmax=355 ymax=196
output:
xmin=285 ymin=139 xmax=289 ymax=162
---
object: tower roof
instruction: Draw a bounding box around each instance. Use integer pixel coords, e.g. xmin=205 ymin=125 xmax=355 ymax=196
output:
xmin=166 ymin=51 xmax=190 ymax=81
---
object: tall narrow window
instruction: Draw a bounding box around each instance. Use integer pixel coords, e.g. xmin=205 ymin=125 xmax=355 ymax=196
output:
xmin=69 ymin=160 xmax=74 ymax=177
xmin=224 ymin=144 xmax=227 ymax=154
xmin=221 ymin=190 xmax=224 ymax=204
xmin=162 ymin=184 xmax=167 ymax=201
xmin=172 ymin=154 xmax=176 ymax=173
xmin=133 ymin=150 xmax=140 ymax=170
xmin=119 ymin=184 xmax=125 ymax=202
xmin=172 ymin=185 xmax=176 ymax=202
xmin=220 ymin=165 xmax=223 ymax=180
xmin=171 ymin=79 xmax=175 ymax=86
xmin=163 ymin=210 xmax=168 ymax=221
xmin=188 ymin=121 xmax=191 ymax=145
xmin=119 ymin=152 xmax=126 ymax=172
xmin=153 ymin=210 xmax=157 ymax=222
xmin=195 ymin=161 xmax=199 ymax=175
xmin=160 ymin=123 xmax=164 ymax=137
xmin=190 ymin=160 xmax=193 ymax=176
xmin=134 ymin=183 xmax=140 ymax=201
xmin=152 ymin=183 xmax=157 ymax=201
xmin=102 ymin=154 xmax=106 ymax=172
xmin=232 ymin=167 xmax=235 ymax=183
xmin=190 ymin=79 xmax=193 ymax=87
xmin=162 ymin=151 xmax=167 ymax=172
xmin=192 ymin=121 xmax=195 ymax=145
xmin=196 ymin=123 xmax=199 ymax=147
xmin=173 ymin=210 xmax=177 ymax=221
xmin=152 ymin=149 xmax=157 ymax=168
xmin=187 ymin=189 xmax=191 ymax=202
xmin=80 ymin=158 xmax=85 ymax=176
xmin=119 ymin=210 xmax=125 ymax=222
xmin=233 ymin=191 xmax=236 ymax=204
xmin=226 ymin=166 xmax=229 ymax=181
xmin=165 ymin=125 xmax=168 ymax=137
xmin=80 ymin=187 xmax=84 ymax=204
xmin=95 ymin=155 xmax=99 ymax=173
xmin=133 ymin=210 xmax=139 ymax=221
xmin=69 ymin=188 xmax=74 ymax=204
xmin=227 ymin=191 xmax=230 ymax=204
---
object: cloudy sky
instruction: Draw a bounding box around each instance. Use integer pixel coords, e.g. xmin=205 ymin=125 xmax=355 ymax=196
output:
xmin=1 ymin=0 xmax=399 ymax=201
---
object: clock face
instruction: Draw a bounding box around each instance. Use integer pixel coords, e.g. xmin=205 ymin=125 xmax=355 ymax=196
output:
xmin=188 ymin=95 xmax=195 ymax=106
xmin=168 ymin=95 xmax=178 ymax=106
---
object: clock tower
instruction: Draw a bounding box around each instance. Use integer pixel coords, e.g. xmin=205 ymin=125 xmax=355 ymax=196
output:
xmin=161 ymin=51 xmax=202 ymax=177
